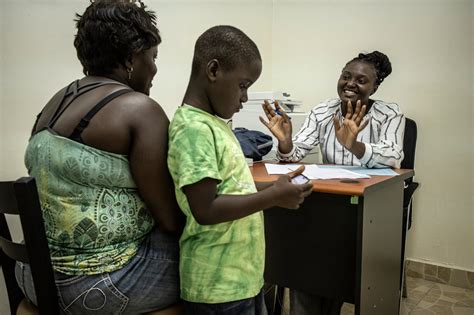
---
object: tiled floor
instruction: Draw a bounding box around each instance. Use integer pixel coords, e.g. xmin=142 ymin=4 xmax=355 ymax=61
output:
xmin=2 ymin=275 xmax=473 ymax=314
xmin=281 ymin=277 xmax=474 ymax=315
xmin=341 ymin=277 xmax=474 ymax=315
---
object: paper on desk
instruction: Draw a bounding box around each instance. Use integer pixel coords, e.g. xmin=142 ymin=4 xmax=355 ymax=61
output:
xmin=318 ymin=165 xmax=398 ymax=176
xmin=264 ymin=163 xmax=302 ymax=174
xmin=305 ymin=167 xmax=370 ymax=179
xmin=264 ymin=163 xmax=370 ymax=179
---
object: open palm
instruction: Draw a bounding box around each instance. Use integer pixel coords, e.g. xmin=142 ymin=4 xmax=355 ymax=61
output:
xmin=260 ymin=100 xmax=292 ymax=142
xmin=333 ymin=100 xmax=369 ymax=150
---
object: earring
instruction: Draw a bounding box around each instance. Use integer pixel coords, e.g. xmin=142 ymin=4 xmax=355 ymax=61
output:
xmin=127 ymin=67 xmax=134 ymax=80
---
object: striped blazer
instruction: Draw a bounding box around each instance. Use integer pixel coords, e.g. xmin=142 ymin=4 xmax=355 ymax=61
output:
xmin=278 ymin=98 xmax=405 ymax=168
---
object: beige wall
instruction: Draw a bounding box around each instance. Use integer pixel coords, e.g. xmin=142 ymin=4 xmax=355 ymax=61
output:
xmin=1 ymin=0 xmax=473 ymax=271
xmin=0 ymin=1 xmax=4 ymax=179
xmin=270 ymin=0 xmax=474 ymax=272
xmin=471 ymin=0 xmax=474 ymax=271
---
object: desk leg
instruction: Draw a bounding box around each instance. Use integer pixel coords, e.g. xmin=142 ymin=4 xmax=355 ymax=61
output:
xmin=356 ymin=181 xmax=404 ymax=315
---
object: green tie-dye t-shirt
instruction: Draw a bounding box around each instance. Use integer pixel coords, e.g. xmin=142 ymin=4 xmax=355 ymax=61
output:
xmin=168 ymin=105 xmax=265 ymax=303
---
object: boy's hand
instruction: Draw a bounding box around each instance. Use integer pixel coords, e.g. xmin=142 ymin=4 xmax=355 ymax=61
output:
xmin=271 ymin=166 xmax=313 ymax=209
xmin=286 ymin=165 xmax=306 ymax=178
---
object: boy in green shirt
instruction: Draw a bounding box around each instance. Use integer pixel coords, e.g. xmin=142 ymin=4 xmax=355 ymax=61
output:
xmin=167 ymin=25 xmax=313 ymax=315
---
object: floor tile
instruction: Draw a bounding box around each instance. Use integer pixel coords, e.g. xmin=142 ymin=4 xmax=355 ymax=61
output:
xmin=340 ymin=302 xmax=354 ymax=315
xmin=410 ymin=281 xmax=474 ymax=315
xmin=283 ymin=277 xmax=474 ymax=314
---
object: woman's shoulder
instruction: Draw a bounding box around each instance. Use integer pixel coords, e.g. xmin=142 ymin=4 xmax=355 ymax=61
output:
xmin=310 ymin=98 xmax=341 ymax=113
xmin=370 ymin=100 xmax=405 ymax=128
xmin=371 ymin=99 xmax=402 ymax=114
xmin=120 ymin=92 xmax=167 ymax=118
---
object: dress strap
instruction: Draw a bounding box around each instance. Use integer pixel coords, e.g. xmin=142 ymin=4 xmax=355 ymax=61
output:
xmin=69 ymin=89 xmax=133 ymax=142
xmin=48 ymin=80 xmax=126 ymax=129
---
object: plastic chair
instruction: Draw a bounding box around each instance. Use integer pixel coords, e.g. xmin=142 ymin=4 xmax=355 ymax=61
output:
xmin=400 ymin=118 xmax=420 ymax=297
xmin=0 ymin=177 xmax=59 ymax=314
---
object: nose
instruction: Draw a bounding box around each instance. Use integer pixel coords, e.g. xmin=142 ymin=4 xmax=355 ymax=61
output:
xmin=346 ymin=78 xmax=358 ymax=88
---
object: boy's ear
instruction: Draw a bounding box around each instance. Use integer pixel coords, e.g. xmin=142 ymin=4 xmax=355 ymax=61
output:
xmin=206 ymin=59 xmax=220 ymax=83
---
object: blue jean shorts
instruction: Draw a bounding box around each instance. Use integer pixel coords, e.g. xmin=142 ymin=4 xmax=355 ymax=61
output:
xmin=183 ymin=289 xmax=267 ymax=315
xmin=15 ymin=227 xmax=180 ymax=314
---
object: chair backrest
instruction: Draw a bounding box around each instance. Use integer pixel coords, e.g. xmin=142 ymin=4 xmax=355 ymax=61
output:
xmin=401 ymin=117 xmax=418 ymax=170
xmin=0 ymin=177 xmax=59 ymax=314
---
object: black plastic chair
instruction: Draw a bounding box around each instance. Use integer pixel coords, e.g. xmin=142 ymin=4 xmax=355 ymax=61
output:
xmin=400 ymin=118 xmax=420 ymax=297
xmin=0 ymin=177 xmax=59 ymax=315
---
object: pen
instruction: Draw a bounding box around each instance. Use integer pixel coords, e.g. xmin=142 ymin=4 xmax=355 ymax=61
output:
xmin=275 ymin=108 xmax=291 ymax=119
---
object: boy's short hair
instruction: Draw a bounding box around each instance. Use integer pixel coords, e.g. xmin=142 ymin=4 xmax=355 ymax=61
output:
xmin=191 ymin=25 xmax=261 ymax=78
xmin=74 ymin=0 xmax=161 ymax=76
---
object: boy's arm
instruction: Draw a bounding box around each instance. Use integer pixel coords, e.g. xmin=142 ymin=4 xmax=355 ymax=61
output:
xmin=255 ymin=182 xmax=273 ymax=191
xmin=183 ymin=173 xmax=312 ymax=225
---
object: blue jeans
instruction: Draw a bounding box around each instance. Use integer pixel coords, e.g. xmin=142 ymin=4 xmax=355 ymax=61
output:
xmin=183 ymin=289 xmax=267 ymax=315
xmin=15 ymin=227 xmax=180 ymax=314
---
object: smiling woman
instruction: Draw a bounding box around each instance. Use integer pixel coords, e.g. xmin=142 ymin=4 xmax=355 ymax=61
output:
xmin=260 ymin=50 xmax=405 ymax=315
xmin=261 ymin=50 xmax=405 ymax=169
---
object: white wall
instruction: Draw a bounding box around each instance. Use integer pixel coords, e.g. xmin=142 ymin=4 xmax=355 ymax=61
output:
xmin=0 ymin=0 xmax=473 ymax=271
xmin=0 ymin=0 xmax=4 ymax=180
xmin=471 ymin=0 xmax=474 ymax=272
xmin=271 ymin=0 xmax=474 ymax=271
xmin=150 ymin=0 xmax=273 ymax=116
xmin=1 ymin=0 xmax=88 ymax=181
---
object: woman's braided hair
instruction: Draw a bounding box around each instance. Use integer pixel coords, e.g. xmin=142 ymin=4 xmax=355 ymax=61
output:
xmin=347 ymin=51 xmax=392 ymax=85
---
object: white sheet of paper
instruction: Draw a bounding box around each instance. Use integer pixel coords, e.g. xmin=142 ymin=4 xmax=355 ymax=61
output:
xmin=318 ymin=165 xmax=398 ymax=176
xmin=264 ymin=163 xmax=370 ymax=179
xmin=264 ymin=163 xmax=301 ymax=174
xmin=304 ymin=167 xmax=370 ymax=179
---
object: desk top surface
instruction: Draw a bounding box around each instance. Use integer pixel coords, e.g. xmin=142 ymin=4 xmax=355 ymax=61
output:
xmin=250 ymin=163 xmax=414 ymax=196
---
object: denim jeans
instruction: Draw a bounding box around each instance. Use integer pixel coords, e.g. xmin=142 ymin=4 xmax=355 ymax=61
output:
xmin=183 ymin=289 xmax=267 ymax=315
xmin=15 ymin=227 xmax=180 ymax=314
xmin=289 ymin=289 xmax=343 ymax=315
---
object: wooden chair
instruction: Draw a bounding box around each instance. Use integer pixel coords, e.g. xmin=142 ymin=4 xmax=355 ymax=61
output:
xmin=0 ymin=177 xmax=59 ymax=315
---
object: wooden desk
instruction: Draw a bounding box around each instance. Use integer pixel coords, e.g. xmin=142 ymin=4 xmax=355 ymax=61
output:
xmin=250 ymin=163 xmax=414 ymax=315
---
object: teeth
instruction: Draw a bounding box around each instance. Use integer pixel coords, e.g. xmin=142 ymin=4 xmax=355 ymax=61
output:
xmin=345 ymin=90 xmax=356 ymax=95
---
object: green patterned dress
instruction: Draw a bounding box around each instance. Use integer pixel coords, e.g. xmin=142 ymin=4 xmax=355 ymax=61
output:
xmin=25 ymin=129 xmax=154 ymax=275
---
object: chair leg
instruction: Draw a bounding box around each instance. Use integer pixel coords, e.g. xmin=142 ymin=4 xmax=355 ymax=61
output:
xmin=275 ymin=286 xmax=285 ymax=315
xmin=402 ymin=267 xmax=407 ymax=298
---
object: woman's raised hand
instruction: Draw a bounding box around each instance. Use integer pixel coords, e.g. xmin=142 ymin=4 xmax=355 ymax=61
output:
xmin=333 ymin=100 xmax=369 ymax=150
xmin=259 ymin=100 xmax=293 ymax=143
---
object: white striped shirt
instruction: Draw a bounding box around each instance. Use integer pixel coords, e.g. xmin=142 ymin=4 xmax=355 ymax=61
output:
xmin=278 ymin=98 xmax=405 ymax=168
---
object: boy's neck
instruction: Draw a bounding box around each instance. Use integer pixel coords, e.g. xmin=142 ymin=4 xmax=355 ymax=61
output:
xmin=183 ymin=80 xmax=213 ymax=115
